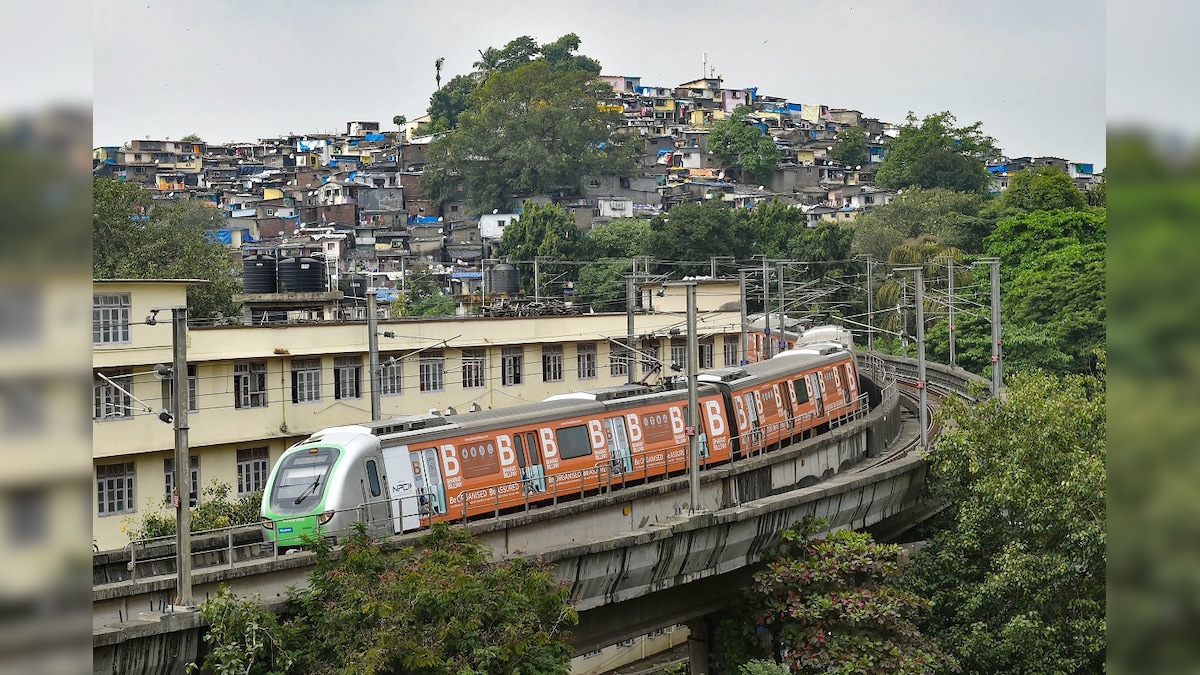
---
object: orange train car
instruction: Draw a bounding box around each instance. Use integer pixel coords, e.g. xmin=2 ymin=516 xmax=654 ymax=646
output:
xmin=261 ymin=334 xmax=863 ymax=546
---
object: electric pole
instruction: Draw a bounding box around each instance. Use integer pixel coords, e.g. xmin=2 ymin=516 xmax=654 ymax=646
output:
xmin=986 ymin=257 xmax=1003 ymax=395
xmin=862 ymin=255 xmax=875 ymax=352
xmin=946 ymin=255 xmax=956 ymax=368
xmin=776 ymin=261 xmax=786 ymax=354
xmin=170 ymin=306 xmax=192 ymax=607
xmin=895 ymin=267 xmax=929 ymax=451
xmin=760 ymin=256 xmax=771 ymax=359
xmin=367 ymin=289 xmax=381 ymax=420
xmin=533 ymin=256 xmax=541 ymax=302
xmin=626 ymin=274 xmax=636 ymax=385
xmin=738 ymin=270 xmax=748 ymax=365
xmin=686 ymin=282 xmax=700 ymax=511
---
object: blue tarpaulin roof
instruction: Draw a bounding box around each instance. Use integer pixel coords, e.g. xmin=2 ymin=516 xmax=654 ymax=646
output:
xmin=409 ymin=215 xmax=440 ymax=223
xmin=451 ymin=271 xmax=483 ymax=280
xmin=364 ymin=133 xmax=386 ymax=141
xmin=374 ymin=288 xmax=399 ymax=301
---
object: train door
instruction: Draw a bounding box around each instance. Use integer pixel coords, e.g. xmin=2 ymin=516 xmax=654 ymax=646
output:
xmin=411 ymin=447 xmax=447 ymax=519
xmin=808 ymin=373 xmax=826 ymax=419
xmin=742 ymin=392 xmax=762 ymax=447
xmin=682 ymin=406 xmax=710 ymax=460
xmin=778 ymin=383 xmax=795 ymax=431
xmin=382 ymin=444 xmax=419 ymax=532
xmin=360 ymin=458 xmax=390 ymax=534
xmin=604 ymin=416 xmax=633 ymax=474
xmin=841 ymin=363 xmax=856 ymax=404
xmin=520 ymin=431 xmax=547 ymax=493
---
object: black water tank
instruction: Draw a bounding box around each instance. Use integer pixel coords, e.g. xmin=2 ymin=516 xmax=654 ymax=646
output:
xmin=486 ymin=263 xmax=520 ymax=296
xmin=242 ymin=254 xmax=277 ymax=294
xmin=278 ymin=257 xmax=325 ymax=293
xmin=339 ymin=273 xmax=367 ymax=302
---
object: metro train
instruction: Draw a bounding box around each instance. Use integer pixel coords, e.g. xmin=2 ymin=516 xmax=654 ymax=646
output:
xmin=260 ymin=326 xmax=864 ymax=549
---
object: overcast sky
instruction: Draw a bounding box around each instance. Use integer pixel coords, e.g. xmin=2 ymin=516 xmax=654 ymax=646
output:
xmin=92 ymin=1 xmax=1106 ymax=167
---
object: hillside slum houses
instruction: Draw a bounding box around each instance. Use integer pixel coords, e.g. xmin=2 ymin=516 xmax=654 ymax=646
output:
xmin=93 ymin=78 xmax=1102 ymax=295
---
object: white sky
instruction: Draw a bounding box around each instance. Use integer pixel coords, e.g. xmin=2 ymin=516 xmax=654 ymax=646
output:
xmin=91 ymin=0 xmax=1107 ymax=167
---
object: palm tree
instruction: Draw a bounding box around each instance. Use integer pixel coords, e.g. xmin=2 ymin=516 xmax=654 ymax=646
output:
xmin=472 ymin=47 xmax=500 ymax=78
xmin=435 ymin=57 xmax=445 ymax=90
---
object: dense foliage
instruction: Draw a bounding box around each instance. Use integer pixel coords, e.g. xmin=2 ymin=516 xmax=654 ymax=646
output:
xmin=422 ymin=35 xmax=639 ymax=213
xmin=829 ymin=126 xmax=868 ymax=167
xmin=708 ymin=105 xmax=782 ymax=183
xmin=905 ymin=372 xmax=1106 ymax=674
xmin=124 ymin=481 xmax=262 ymax=541
xmin=192 ymin=523 xmax=577 ymax=674
xmin=875 ymin=112 xmax=997 ymax=194
xmin=718 ymin=517 xmax=955 ymax=674
xmin=93 ymin=177 xmax=241 ymax=320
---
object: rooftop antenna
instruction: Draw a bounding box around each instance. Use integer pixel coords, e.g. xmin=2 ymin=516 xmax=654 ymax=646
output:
xmin=702 ymin=52 xmax=707 ymax=80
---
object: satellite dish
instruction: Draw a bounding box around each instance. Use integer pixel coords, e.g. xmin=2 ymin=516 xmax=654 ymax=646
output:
xmin=492 ymin=208 xmax=499 ymax=214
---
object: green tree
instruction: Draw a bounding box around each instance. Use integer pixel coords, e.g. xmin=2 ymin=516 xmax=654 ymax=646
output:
xmin=905 ymin=372 xmax=1105 ymax=674
xmin=830 ymin=126 xmax=868 ymax=167
xmin=709 ymin=105 xmax=781 ymax=183
xmin=194 ymin=524 xmax=577 ymax=674
xmin=124 ymin=481 xmax=262 ymax=541
xmin=647 ymin=200 xmax=755 ymax=276
xmin=93 ymin=178 xmax=241 ymax=320
xmin=397 ymin=268 xmax=457 ymax=316
xmin=425 ymin=73 xmax=478 ymax=134
xmin=994 ymin=166 xmax=1086 ymax=214
xmin=850 ymin=187 xmax=988 ymax=261
xmin=983 ymin=206 xmax=1104 ymax=275
xmin=748 ymin=517 xmax=956 ymax=674
xmin=876 ymin=112 xmax=996 ymax=193
xmin=434 ymin=56 xmax=444 ymax=90
xmin=424 ymin=53 xmax=639 ymax=212
xmin=392 ymin=114 xmax=406 ymax=131
xmin=498 ymin=201 xmax=584 ymax=263
xmin=179 ymin=133 xmax=203 ymax=143
xmin=290 ymin=524 xmax=576 ymax=673
xmin=573 ymin=217 xmax=652 ymax=312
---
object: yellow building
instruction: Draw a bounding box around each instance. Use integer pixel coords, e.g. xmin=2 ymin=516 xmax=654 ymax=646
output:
xmin=92 ymin=279 xmax=746 ymax=549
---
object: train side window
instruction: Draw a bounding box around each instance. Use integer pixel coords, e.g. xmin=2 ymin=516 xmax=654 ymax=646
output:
xmin=526 ymin=432 xmax=541 ymax=465
xmin=557 ymin=425 xmax=593 ymax=460
xmin=793 ymin=379 xmax=809 ymax=404
xmin=513 ymin=434 xmax=527 ymax=468
xmin=365 ymin=459 xmax=382 ymax=498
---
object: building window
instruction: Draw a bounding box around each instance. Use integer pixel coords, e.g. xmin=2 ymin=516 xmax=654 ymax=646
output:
xmin=419 ymin=350 xmax=444 ymax=392
xmin=7 ymin=489 xmax=47 ymax=547
xmin=589 ymin=178 xmax=601 ymax=188
xmin=96 ymin=461 xmax=136 ymax=516
xmin=234 ymin=362 xmax=268 ymax=409
xmin=501 ymin=347 xmax=523 ymax=386
xmin=334 ymin=356 xmax=362 ymax=399
xmin=164 ymin=455 xmax=200 ymax=507
xmin=380 ymin=354 xmax=403 ymax=395
xmin=291 ymin=359 xmax=322 ymax=404
xmin=670 ymin=341 xmax=687 ymax=370
xmin=462 ymin=349 xmax=486 ymax=389
xmin=237 ymin=447 xmax=269 ymax=496
xmin=642 ymin=344 xmax=660 ymax=377
xmin=610 ymin=343 xmax=629 ymax=378
xmin=92 ymin=293 xmax=130 ymax=344
xmin=542 ymin=345 xmax=563 ymax=382
xmin=699 ymin=340 xmax=714 ymax=369
xmin=724 ymin=337 xmax=740 ymax=367
xmin=161 ymin=365 xmax=198 ymax=413
xmin=93 ymin=369 xmax=133 ymax=421
xmin=577 ymin=343 xmax=597 ymax=379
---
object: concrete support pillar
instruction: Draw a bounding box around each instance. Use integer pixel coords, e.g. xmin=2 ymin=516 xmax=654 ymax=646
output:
xmin=687 ymin=615 xmax=712 ymax=675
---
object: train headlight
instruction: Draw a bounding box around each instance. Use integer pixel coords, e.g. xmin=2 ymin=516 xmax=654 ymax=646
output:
xmin=316 ymin=510 xmax=335 ymax=525
xmin=260 ymin=517 xmax=274 ymax=530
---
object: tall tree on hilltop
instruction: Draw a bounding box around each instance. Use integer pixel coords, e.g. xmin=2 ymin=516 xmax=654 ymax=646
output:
xmin=423 ymin=37 xmax=639 ymax=213
xmin=709 ymin=105 xmax=781 ymax=183
xmin=876 ymin=111 xmax=997 ymax=193
xmin=434 ymin=56 xmax=444 ymax=89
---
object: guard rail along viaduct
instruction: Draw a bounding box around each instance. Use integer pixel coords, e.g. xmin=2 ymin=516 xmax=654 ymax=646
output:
xmin=93 ymin=352 xmax=990 ymax=675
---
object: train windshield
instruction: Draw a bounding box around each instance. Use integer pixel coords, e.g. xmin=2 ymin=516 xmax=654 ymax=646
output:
xmin=269 ymin=446 xmax=340 ymax=515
